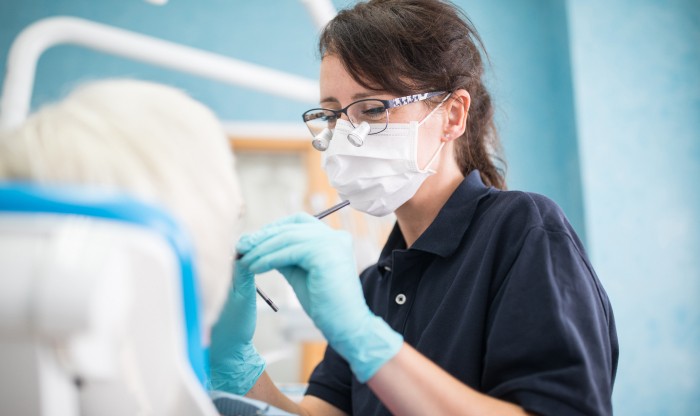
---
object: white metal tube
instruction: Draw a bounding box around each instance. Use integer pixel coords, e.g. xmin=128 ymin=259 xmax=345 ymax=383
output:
xmin=299 ymin=0 xmax=337 ymax=31
xmin=0 ymin=16 xmax=320 ymax=131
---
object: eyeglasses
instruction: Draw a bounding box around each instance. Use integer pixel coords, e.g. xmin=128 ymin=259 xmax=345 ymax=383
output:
xmin=301 ymin=91 xmax=447 ymax=139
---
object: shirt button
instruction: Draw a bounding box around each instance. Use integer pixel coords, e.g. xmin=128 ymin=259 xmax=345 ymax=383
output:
xmin=383 ymin=266 xmax=392 ymax=272
xmin=395 ymin=293 xmax=407 ymax=305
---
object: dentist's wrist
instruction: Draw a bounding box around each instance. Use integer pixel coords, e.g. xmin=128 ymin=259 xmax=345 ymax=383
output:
xmin=209 ymin=343 xmax=265 ymax=395
xmin=327 ymin=313 xmax=403 ymax=383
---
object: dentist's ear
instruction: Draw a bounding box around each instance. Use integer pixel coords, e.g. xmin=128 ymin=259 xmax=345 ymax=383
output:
xmin=442 ymin=89 xmax=470 ymax=142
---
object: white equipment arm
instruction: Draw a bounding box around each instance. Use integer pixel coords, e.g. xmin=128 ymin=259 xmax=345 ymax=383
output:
xmin=0 ymin=1 xmax=336 ymax=131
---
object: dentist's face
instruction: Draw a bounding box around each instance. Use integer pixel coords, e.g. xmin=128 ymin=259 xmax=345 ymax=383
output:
xmin=319 ymin=54 xmax=446 ymax=169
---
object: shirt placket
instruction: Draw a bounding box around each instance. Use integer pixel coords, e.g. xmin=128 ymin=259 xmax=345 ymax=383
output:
xmin=385 ymin=250 xmax=423 ymax=334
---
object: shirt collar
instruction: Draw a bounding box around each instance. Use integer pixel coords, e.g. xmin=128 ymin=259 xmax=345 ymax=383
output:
xmin=377 ymin=170 xmax=493 ymax=267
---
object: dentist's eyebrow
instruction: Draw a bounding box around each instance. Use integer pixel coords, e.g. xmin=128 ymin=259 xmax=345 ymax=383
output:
xmin=320 ymin=91 xmax=382 ymax=105
xmin=320 ymin=96 xmax=340 ymax=105
xmin=351 ymin=91 xmax=379 ymax=100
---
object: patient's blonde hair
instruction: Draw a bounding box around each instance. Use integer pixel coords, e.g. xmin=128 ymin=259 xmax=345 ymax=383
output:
xmin=0 ymin=79 xmax=242 ymax=327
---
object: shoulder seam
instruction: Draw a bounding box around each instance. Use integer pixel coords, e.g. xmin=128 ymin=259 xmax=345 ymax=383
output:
xmin=526 ymin=225 xmax=612 ymax=321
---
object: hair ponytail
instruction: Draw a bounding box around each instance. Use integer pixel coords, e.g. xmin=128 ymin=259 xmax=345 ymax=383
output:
xmin=458 ymin=81 xmax=505 ymax=189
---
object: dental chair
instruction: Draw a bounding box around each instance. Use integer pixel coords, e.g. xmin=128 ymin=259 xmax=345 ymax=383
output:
xmin=0 ymin=183 xmax=290 ymax=416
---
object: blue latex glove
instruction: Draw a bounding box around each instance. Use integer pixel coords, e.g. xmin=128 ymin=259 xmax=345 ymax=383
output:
xmin=209 ymin=262 xmax=265 ymax=395
xmin=237 ymin=213 xmax=403 ymax=383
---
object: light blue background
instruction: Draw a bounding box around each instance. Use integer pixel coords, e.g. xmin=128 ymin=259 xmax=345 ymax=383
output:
xmin=1 ymin=1 xmax=698 ymax=414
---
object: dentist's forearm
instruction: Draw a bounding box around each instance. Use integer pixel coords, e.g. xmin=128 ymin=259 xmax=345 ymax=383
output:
xmin=367 ymin=343 xmax=534 ymax=416
xmin=245 ymin=372 xmax=301 ymax=414
xmin=245 ymin=371 xmax=347 ymax=416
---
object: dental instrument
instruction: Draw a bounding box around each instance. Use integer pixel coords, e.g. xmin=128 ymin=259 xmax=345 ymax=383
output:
xmin=247 ymin=199 xmax=351 ymax=312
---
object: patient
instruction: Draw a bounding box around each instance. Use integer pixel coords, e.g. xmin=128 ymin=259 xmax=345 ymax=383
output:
xmin=0 ymin=78 xmax=243 ymax=329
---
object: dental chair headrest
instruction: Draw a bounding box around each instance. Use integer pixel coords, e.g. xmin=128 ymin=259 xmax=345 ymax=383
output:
xmin=0 ymin=182 xmax=207 ymax=385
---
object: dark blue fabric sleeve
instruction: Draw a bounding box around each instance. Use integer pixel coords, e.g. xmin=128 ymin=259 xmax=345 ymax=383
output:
xmin=482 ymin=225 xmax=618 ymax=416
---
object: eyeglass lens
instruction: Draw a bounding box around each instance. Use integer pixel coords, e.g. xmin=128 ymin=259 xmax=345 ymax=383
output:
xmin=304 ymin=100 xmax=388 ymax=137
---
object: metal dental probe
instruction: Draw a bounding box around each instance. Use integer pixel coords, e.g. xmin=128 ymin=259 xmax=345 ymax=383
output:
xmin=239 ymin=200 xmax=351 ymax=312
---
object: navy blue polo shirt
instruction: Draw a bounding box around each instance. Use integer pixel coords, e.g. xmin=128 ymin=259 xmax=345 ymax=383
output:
xmin=305 ymin=170 xmax=619 ymax=416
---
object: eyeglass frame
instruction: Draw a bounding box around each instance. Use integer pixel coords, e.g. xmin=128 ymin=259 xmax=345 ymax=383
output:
xmin=301 ymin=91 xmax=448 ymax=137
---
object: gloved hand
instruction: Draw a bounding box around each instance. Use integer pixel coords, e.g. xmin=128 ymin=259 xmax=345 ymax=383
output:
xmin=209 ymin=262 xmax=265 ymax=395
xmin=237 ymin=213 xmax=403 ymax=383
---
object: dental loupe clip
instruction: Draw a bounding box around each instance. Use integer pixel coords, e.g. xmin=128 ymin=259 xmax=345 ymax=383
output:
xmin=312 ymin=128 xmax=333 ymax=151
xmin=347 ymin=122 xmax=370 ymax=147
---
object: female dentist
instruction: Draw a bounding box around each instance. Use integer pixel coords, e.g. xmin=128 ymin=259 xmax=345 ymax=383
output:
xmin=210 ymin=1 xmax=618 ymax=415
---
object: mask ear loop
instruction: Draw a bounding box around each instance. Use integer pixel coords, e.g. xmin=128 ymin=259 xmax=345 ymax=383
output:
xmin=417 ymin=93 xmax=452 ymax=173
xmin=419 ymin=142 xmax=445 ymax=173
xmin=417 ymin=93 xmax=452 ymax=127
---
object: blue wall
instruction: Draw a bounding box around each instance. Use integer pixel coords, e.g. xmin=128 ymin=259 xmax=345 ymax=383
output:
xmin=1 ymin=1 xmax=699 ymax=414
xmin=465 ymin=0 xmax=586 ymax=242
xmin=567 ymin=0 xmax=700 ymax=414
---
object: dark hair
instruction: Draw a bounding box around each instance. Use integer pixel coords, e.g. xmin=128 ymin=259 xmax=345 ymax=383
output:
xmin=319 ymin=0 xmax=505 ymax=189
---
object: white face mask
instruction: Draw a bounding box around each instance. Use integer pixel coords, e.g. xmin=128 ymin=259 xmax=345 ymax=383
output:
xmin=321 ymin=104 xmax=446 ymax=217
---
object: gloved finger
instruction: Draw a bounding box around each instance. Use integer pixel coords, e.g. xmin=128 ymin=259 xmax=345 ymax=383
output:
xmin=239 ymin=225 xmax=342 ymax=271
xmin=237 ymin=220 xmax=323 ymax=257
xmin=280 ymin=265 xmax=305 ymax=292
xmin=242 ymin=235 xmax=328 ymax=275
xmin=233 ymin=262 xmax=256 ymax=295
xmin=237 ymin=213 xmax=318 ymax=254
xmin=280 ymin=266 xmax=312 ymax=310
xmin=246 ymin=233 xmax=356 ymax=277
xmin=217 ymin=264 xmax=256 ymax=319
xmin=238 ymin=222 xmax=329 ymax=263
xmin=245 ymin=244 xmax=317 ymax=275
xmin=277 ymin=265 xmax=308 ymax=294
xmin=266 ymin=212 xmax=317 ymax=227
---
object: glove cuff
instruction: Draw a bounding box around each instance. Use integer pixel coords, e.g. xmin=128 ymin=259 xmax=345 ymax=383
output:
xmin=330 ymin=314 xmax=403 ymax=383
xmin=209 ymin=344 xmax=266 ymax=395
